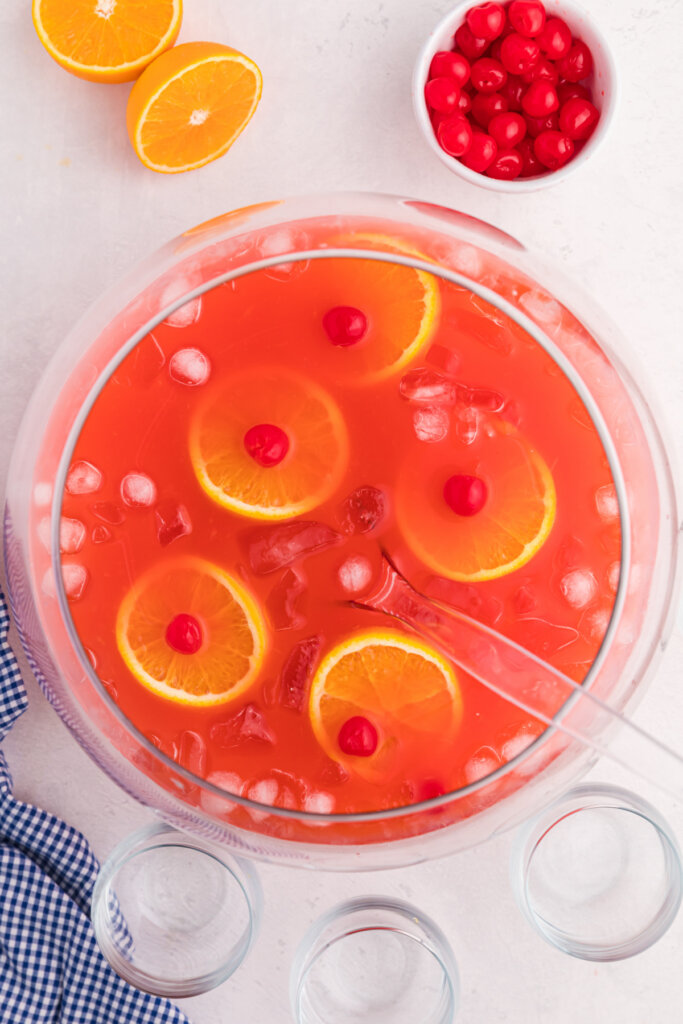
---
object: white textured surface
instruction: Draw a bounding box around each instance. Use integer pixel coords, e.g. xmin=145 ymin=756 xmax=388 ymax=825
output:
xmin=2 ymin=1 xmax=683 ymax=1021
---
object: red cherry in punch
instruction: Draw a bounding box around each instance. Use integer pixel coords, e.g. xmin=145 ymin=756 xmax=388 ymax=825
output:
xmin=425 ymin=76 xmax=461 ymax=113
xmin=244 ymin=423 xmax=290 ymax=467
xmin=522 ymin=80 xmax=559 ymax=117
xmin=470 ymin=57 xmax=508 ymax=93
xmin=166 ymin=613 xmax=203 ymax=654
xmin=443 ymin=474 xmax=488 ymax=515
xmin=454 ymin=21 xmax=489 ymax=60
xmin=500 ymin=32 xmax=540 ymax=75
xmin=557 ymin=40 xmax=594 ymax=82
xmin=429 ymin=50 xmax=471 ymax=87
xmin=559 ymin=97 xmax=599 ymax=140
xmin=466 ymin=2 xmax=507 ymax=41
xmin=322 ymin=305 xmax=368 ymax=346
xmin=508 ymin=0 xmax=546 ymax=37
xmin=488 ymin=111 xmax=526 ymax=148
xmin=338 ymin=716 xmax=378 ymax=757
xmin=438 ymin=114 xmax=474 ymax=157
xmin=486 ymin=148 xmax=524 ymax=180
xmin=538 ymin=17 xmax=572 ymax=59
xmin=534 ymin=129 xmax=575 ymax=169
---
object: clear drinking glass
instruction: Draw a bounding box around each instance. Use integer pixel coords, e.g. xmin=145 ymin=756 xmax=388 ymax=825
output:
xmin=510 ymin=784 xmax=683 ymax=961
xmin=290 ymin=896 xmax=459 ymax=1024
xmin=91 ymin=821 xmax=262 ymax=996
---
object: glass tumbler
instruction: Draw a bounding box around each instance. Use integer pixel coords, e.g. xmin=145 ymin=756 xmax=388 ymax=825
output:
xmin=91 ymin=821 xmax=262 ymax=997
xmin=290 ymin=896 xmax=459 ymax=1024
xmin=510 ymin=783 xmax=682 ymax=961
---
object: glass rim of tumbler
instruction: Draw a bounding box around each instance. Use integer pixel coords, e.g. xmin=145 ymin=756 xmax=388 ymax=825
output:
xmin=91 ymin=820 xmax=263 ymax=997
xmin=52 ymin=247 xmax=631 ymax=824
xmin=510 ymin=782 xmax=683 ymax=962
xmin=290 ymin=895 xmax=460 ymax=1024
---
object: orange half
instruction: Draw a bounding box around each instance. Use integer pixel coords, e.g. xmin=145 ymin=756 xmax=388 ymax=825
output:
xmin=32 ymin=0 xmax=182 ymax=84
xmin=126 ymin=42 xmax=262 ymax=173
xmin=309 ymin=630 xmax=462 ymax=781
xmin=190 ymin=368 xmax=348 ymax=520
xmin=397 ymin=423 xmax=556 ymax=582
xmin=116 ymin=557 xmax=266 ymax=706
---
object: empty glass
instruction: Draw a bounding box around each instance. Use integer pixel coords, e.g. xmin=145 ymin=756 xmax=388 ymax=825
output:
xmin=91 ymin=821 xmax=262 ymax=997
xmin=290 ymin=896 xmax=459 ymax=1024
xmin=511 ymin=784 xmax=682 ymax=961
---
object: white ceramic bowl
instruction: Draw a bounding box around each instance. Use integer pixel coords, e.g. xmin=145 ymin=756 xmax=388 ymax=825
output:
xmin=412 ymin=0 xmax=619 ymax=192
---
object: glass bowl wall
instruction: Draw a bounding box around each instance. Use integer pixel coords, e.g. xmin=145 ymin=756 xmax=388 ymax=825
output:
xmin=4 ymin=193 xmax=678 ymax=870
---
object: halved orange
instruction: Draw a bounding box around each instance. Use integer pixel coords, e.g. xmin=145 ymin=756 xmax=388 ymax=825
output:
xmin=126 ymin=42 xmax=262 ymax=173
xmin=309 ymin=630 xmax=462 ymax=781
xmin=397 ymin=422 xmax=556 ymax=582
xmin=32 ymin=0 xmax=182 ymax=84
xmin=190 ymin=368 xmax=348 ymax=520
xmin=116 ymin=557 xmax=265 ymax=706
xmin=304 ymin=237 xmax=440 ymax=381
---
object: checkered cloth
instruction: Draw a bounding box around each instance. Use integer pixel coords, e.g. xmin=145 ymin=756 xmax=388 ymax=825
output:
xmin=0 ymin=592 xmax=192 ymax=1023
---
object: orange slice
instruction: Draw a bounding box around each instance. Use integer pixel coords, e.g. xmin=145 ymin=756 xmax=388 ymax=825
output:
xmin=397 ymin=422 xmax=556 ymax=582
xmin=309 ymin=630 xmax=462 ymax=781
xmin=116 ymin=557 xmax=265 ymax=706
xmin=126 ymin=42 xmax=262 ymax=173
xmin=32 ymin=0 xmax=182 ymax=84
xmin=304 ymin=239 xmax=439 ymax=381
xmin=190 ymin=368 xmax=348 ymax=520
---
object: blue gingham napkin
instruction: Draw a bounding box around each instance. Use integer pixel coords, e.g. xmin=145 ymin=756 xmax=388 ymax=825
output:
xmin=0 ymin=592 xmax=192 ymax=1023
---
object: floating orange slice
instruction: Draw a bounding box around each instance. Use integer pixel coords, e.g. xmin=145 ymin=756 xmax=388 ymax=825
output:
xmin=116 ymin=557 xmax=265 ymax=706
xmin=309 ymin=630 xmax=462 ymax=781
xmin=32 ymin=0 xmax=182 ymax=84
xmin=126 ymin=42 xmax=262 ymax=173
xmin=190 ymin=369 xmax=348 ymax=520
xmin=304 ymin=240 xmax=439 ymax=381
xmin=397 ymin=422 xmax=556 ymax=582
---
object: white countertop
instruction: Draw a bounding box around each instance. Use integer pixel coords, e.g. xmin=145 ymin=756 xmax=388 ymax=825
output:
xmin=2 ymin=0 xmax=683 ymax=1020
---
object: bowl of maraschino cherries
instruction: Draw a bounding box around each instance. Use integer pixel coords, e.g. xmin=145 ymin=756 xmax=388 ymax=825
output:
xmin=413 ymin=0 xmax=618 ymax=190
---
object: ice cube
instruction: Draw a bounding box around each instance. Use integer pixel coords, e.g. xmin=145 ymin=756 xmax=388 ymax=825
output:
xmin=201 ymin=771 xmax=244 ymax=818
xmin=91 ymin=525 xmax=112 ymax=544
xmin=304 ymin=790 xmax=335 ymax=814
xmin=515 ymin=617 xmax=579 ymax=656
xmin=147 ymin=733 xmax=178 ymax=760
xmin=246 ymin=520 xmax=341 ymax=574
xmin=244 ymin=769 xmax=305 ymax=820
xmin=513 ymin=584 xmax=537 ymax=615
xmin=454 ymin=406 xmax=479 ymax=445
xmin=41 ymin=568 xmax=56 ymax=598
xmin=259 ymin=228 xmax=310 ymax=281
xmin=90 ymin=502 xmax=125 ymax=525
xmin=115 ymin=333 xmax=166 ymax=386
xmin=464 ymin=746 xmax=500 ymax=784
xmin=579 ymin=606 xmax=611 ymax=643
xmin=595 ymin=484 xmax=619 ymax=521
xmin=59 ymin=517 xmax=86 ymax=554
xmin=559 ymin=568 xmax=598 ymax=609
xmin=413 ymin=406 xmax=450 ymax=443
xmin=501 ymin=724 xmax=543 ymax=762
xmin=160 ymin=279 xmax=202 ymax=327
xmin=607 ymin=561 xmax=620 ymax=594
xmin=178 ymin=730 xmax=207 ymax=777
xmin=450 ymin=243 xmax=483 ymax=279
xmin=280 ymin=636 xmax=322 ymax=711
xmin=121 ymin=472 xmax=157 ymax=508
xmin=210 ymin=704 xmax=275 ymax=748
xmin=155 ymin=500 xmax=192 ymax=547
xmin=518 ymin=290 xmax=564 ymax=335
xmin=399 ymin=367 xmax=457 ymax=405
xmin=66 ymin=460 xmax=102 ymax=495
xmin=455 ymin=384 xmax=505 ymax=412
xmin=34 ymin=482 xmax=52 ymax=507
xmin=338 ymin=555 xmax=373 ymax=595
xmin=425 ymin=344 xmax=461 ymax=377
xmin=266 ymin=567 xmax=306 ymax=630
xmin=169 ymin=347 xmax=211 ymax=386
xmin=425 ymin=577 xmax=503 ymax=627
xmin=339 ymin=486 xmax=386 ymax=535
xmin=319 ymin=760 xmax=350 ymax=786
xmin=62 ymin=563 xmax=88 ymax=600
xmin=554 ymin=535 xmax=586 ymax=570
xmin=37 ymin=516 xmax=51 ymax=551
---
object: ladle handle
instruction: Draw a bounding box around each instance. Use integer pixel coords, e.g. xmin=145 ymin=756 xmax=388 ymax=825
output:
xmin=358 ymin=559 xmax=683 ymax=802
